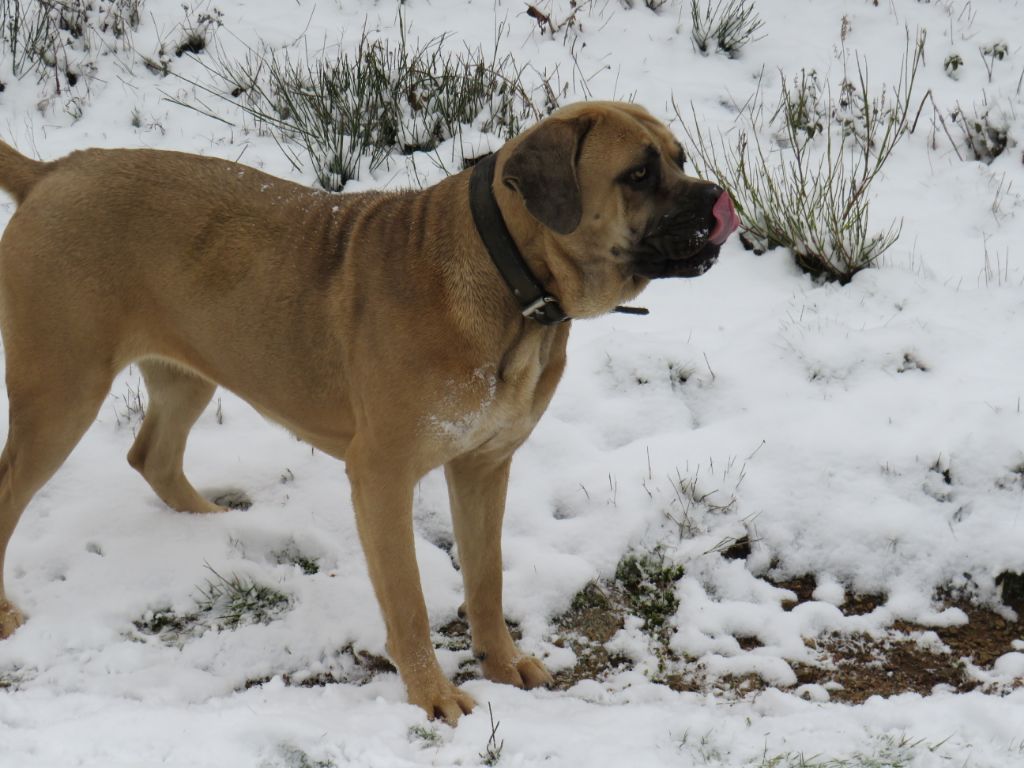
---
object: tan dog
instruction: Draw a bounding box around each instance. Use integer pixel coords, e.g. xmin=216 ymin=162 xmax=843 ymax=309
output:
xmin=0 ymin=102 xmax=738 ymax=723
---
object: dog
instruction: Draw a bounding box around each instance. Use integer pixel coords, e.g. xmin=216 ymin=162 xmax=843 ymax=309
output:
xmin=0 ymin=101 xmax=738 ymax=723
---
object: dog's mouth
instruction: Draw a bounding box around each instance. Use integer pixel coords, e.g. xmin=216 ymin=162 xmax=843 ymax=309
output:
xmin=631 ymin=191 xmax=739 ymax=280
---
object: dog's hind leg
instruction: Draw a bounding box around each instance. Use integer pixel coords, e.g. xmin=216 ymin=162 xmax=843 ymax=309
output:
xmin=0 ymin=361 xmax=114 ymax=638
xmin=127 ymin=360 xmax=222 ymax=514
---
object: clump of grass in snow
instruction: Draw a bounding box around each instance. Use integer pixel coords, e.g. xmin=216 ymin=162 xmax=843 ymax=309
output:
xmin=174 ymin=4 xmax=220 ymax=57
xmin=662 ymin=458 xmax=746 ymax=539
xmin=272 ymin=744 xmax=335 ymax=768
xmin=690 ymin=0 xmax=765 ymax=58
xmin=272 ymin=543 xmax=320 ymax=575
xmin=141 ymin=2 xmax=221 ymax=77
xmin=134 ymin=565 xmax=290 ymax=642
xmin=756 ymin=732 xmax=954 ymax=768
xmin=681 ymin=31 xmax=925 ymax=283
xmin=408 ymin=724 xmax=443 ymax=748
xmin=615 ymin=551 xmax=685 ymax=632
xmin=0 ymin=0 xmax=143 ymax=91
xmin=194 ymin=565 xmax=289 ymax=629
xmin=479 ymin=704 xmax=504 ymax=767
xmin=979 ymin=40 xmax=1008 ymax=83
xmin=952 ymin=101 xmax=1009 ymax=163
xmin=111 ymin=370 xmax=146 ymax=431
xmin=943 ymin=52 xmax=964 ymax=79
xmin=191 ymin=22 xmax=542 ymax=190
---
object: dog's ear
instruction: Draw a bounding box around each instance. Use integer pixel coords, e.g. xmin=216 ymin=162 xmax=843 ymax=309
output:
xmin=501 ymin=116 xmax=594 ymax=236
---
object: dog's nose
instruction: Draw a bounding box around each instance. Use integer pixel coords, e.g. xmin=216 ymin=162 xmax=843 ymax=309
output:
xmin=702 ymin=184 xmax=725 ymax=206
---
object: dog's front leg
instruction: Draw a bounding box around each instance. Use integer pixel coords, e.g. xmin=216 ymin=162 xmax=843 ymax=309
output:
xmin=347 ymin=446 xmax=476 ymax=724
xmin=445 ymin=453 xmax=555 ymax=690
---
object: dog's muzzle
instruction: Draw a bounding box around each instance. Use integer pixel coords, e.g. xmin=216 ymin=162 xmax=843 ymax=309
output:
xmin=632 ymin=186 xmax=740 ymax=279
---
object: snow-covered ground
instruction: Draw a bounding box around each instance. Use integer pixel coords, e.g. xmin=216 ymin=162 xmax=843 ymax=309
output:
xmin=2 ymin=0 xmax=1024 ymax=765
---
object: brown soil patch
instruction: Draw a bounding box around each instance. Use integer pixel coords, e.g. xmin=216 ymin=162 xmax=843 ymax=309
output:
xmin=792 ymin=600 xmax=1023 ymax=703
xmin=243 ymin=573 xmax=1024 ymax=701
xmin=549 ymin=583 xmax=635 ymax=690
xmin=766 ymin=575 xmax=1024 ymax=701
xmin=544 ymin=574 xmax=1024 ymax=700
xmin=794 ymin=632 xmax=969 ymax=703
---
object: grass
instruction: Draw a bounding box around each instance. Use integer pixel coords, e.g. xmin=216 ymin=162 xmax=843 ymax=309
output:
xmin=690 ymin=0 xmax=765 ymax=58
xmin=408 ymin=724 xmax=443 ymax=748
xmin=134 ymin=564 xmax=291 ymax=642
xmin=174 ymin=5 xmax=221 ymax=57
xmin=272 ymin=543 xmax=320 ymax=575
xmin=479 ymin=703 xmax=504 ymax=766
xmin=111 ymin=371 xmax=147 ymax=431
xmin=755 ymin=733 xmax=952 ymax=768
xmin=953 ymin=101 xmax=1008 ymax=163
xmin=0 ymin=0 xmax=143 ymax=84
xmin=187 ymin=20 xmax=543 ymax=190
xmin=272 ymin=745 xmax=335 ymax=768
xmin=552 ymin=549 xmax=688 ymax=688
xmin=663 ymin=460 xmax=746 ymax=539
xmin=980 ymin=40 xmax=1008 ymax=83
xmin=614 ymin=552 xmax=686 ymax=632
xmin=194 ymin=565 xmax=289 ymax=629
xmin=680 ymin=30 xmax=925 ymax=283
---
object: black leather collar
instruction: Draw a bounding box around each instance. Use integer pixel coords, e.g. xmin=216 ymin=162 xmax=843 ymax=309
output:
xmin=469 ymin=153 xmax=570 ymax=326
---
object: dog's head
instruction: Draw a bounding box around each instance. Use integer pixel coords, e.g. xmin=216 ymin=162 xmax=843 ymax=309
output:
xmin=497 ymin=102 xmax=739 ymax=315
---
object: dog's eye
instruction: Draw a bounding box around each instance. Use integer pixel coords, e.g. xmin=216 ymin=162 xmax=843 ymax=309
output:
xmin=623 ymin=162 xmax=657 ymax=189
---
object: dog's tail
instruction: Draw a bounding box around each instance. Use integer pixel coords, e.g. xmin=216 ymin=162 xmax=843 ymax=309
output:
xmin=0 ymin=140 xmax=49 ymax=205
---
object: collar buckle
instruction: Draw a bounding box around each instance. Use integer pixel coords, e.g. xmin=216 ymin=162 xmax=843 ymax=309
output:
xmin=522 ymin=295 xmax=569 ymax=324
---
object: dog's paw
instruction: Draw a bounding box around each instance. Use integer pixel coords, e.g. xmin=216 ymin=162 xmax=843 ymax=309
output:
xmin=408 ymin=676 xmax=476 ymax=725
xmin=516 ymin=655 xmax=555 ymax=689
xmin=0 ymin=599 xmax=25 ymax=639
xmin=482 ymin=653 xmax=554 ymax=690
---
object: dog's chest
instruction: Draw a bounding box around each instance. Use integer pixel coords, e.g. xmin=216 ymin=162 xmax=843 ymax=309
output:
xmin=416 ymin=323 xmax=567 ymax=460
xmin=421 ymin=366 xmax=534 ymax=454
xmin=422 ymin=336 xmax=563 ymax=457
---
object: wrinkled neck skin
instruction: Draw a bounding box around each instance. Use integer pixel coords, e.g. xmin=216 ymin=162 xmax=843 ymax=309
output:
xmin=492 ymin=152 xmax=648 ymax=320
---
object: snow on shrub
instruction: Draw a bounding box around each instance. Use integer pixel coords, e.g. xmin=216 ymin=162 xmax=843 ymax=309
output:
xmin=680 ymin=31 xmax=925 ymax=283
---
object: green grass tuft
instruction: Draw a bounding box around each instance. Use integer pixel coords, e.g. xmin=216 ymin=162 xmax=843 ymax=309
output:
xmin=615 ymin=551 xmax=686 ymax=631
xmin=134 ymin=564 xmax=290 ymax=643
xmin=194 ymin=565 xmax=290 ymax=630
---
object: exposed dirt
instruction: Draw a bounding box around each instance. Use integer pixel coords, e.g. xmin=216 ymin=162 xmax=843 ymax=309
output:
xmin=767 ymin=575 xmax=1024 ymax=702
xmin=237 ymin=570 xmax=1024 ymax=702
xmin=787 ymin=601 xmax=1023 ymax=703
xmin=542 ymin=572 xmax=1024 ymax=701
xmin=549 ymin=583 xmax=634 ymax=690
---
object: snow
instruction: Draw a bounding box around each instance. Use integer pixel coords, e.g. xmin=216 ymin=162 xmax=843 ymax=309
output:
xmin=2 ymin=0 xmax=1024 ymax=765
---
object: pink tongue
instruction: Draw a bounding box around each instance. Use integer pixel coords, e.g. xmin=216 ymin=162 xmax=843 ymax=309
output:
xmin=708 ymin=191 xmax=740 ymax=245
